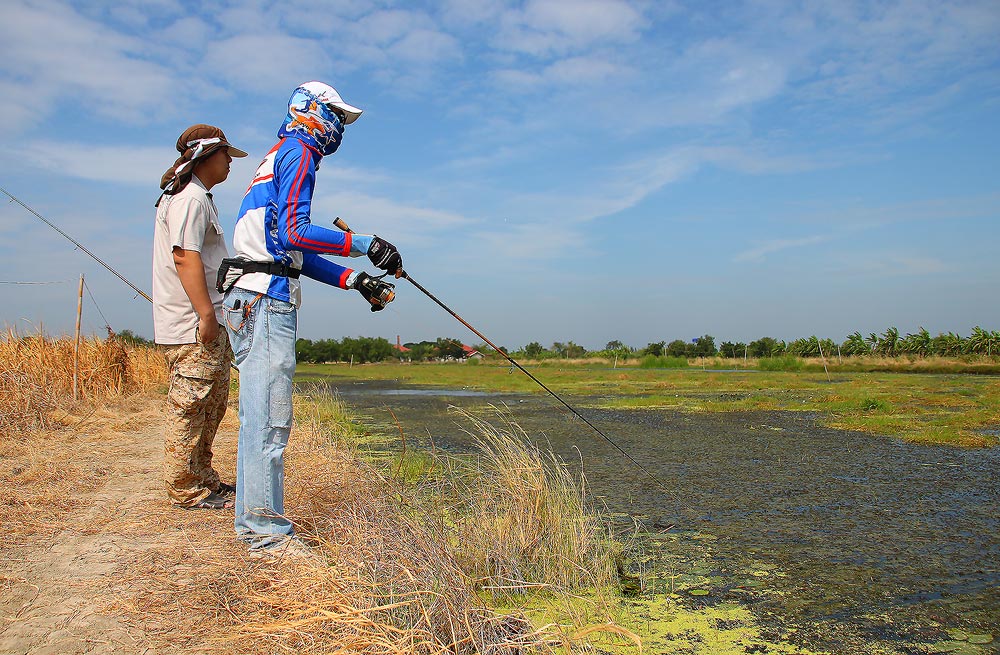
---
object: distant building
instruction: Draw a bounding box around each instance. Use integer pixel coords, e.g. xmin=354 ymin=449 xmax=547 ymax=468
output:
xmin=394 ymin=336 xmax=483 ymax=361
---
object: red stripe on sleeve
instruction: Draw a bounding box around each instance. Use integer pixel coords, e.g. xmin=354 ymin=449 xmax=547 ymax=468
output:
xmin=284 ymin=145 xmax=310 ymax=244
xmin=282 ymin=142 xmax=353 ymax=254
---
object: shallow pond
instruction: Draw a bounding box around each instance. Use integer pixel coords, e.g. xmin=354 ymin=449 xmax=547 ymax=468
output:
xmin=314 ymin=378 xmax=1000 ymax=654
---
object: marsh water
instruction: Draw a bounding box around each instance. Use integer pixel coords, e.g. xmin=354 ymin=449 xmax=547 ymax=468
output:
xmin=308 ymin=376 xmax=999 ymax=654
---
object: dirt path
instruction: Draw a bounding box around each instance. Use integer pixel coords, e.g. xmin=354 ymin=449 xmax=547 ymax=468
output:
xmin=0 ymin=397 xmax=240 ymax=655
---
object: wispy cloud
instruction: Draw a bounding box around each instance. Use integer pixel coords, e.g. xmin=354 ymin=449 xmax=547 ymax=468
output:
xmin=495 ymin=0 xmax=646 ymax=56
xmin=833 ymin=252 xmax=951 ymax=277
xmin=17 ymin=142 xmax=176 ymax=186
xmin=203 ymin=34 xmax=334 ymax=92
xmin=467 ymin=221 xmax=590 ymax=263
xmin=311 ymin=190 xmax=474 ymax=247
xmin=734 ymin=235 xmax=830 ymax=263
xmin=0 ymin=0 xmax=180 ymax=126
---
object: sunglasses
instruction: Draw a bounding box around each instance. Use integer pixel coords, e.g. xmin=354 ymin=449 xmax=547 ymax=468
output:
xmin=325 ymin=104 xmax=348 ymax=126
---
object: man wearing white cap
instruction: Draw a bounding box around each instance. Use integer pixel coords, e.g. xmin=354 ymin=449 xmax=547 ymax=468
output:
xmin=222 ymin=82 xmax=403 ymax=556
xmin=153 ymin=124 xmax=248 ymax=510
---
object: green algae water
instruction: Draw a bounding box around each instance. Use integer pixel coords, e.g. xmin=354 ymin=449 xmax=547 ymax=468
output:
xmin=314 ymin=379 xmax=999 ymax=654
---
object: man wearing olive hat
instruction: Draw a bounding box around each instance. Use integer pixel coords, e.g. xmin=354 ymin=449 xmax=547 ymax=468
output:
xmin=152 ymin=124 xmax=248 ymax=510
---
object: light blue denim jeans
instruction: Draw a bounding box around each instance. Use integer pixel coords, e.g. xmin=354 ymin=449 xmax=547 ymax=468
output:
xmin=223 ymin=287 xmax=297 ymax=550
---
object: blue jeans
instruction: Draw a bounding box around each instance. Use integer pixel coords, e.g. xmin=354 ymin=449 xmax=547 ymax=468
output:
xmin=223 ymin=287 xmax=297 ymax=549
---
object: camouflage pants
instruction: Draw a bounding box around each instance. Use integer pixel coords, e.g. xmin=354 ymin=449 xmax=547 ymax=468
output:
xmin=162 ymin=326 xmax=232 ymax=506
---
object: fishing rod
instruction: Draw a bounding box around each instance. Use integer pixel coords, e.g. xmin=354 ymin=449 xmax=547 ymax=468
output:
xmin=1 ymin=185 xmax=152 ymax=303
xmin=4 ymin=185 xmax=243 ymax=372
xmin=334 ymin=216 xmax=671 ymax=496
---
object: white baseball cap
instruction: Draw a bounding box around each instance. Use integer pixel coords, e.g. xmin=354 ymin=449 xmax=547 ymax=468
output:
xmin=298 ymin=81 xmax=363 ymax=125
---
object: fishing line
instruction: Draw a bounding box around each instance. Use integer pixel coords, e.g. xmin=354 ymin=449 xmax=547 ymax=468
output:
xmin=403 ymin=271 xmax=674 ymax=498
xmin=1 ymin=185 xmax=152 ymax=303
xmin=83 ymin=278 xmax=112 ymax=331
xmin=333 ymin=216 xmax=673 ymax=497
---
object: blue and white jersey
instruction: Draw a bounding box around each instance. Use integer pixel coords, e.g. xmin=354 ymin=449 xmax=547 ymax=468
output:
xmin=231 ymin=137 xmax=369 ymax=307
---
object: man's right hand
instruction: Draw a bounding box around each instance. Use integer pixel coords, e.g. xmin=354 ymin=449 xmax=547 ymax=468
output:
xmin=198 ymin=316 xmax=220 ymax=344
xmin=353 ymin=272 xmax=391 ymax=312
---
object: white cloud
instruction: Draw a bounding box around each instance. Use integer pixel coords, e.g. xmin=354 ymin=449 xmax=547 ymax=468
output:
xmin=202 ymin=34 xmax=334 ymax=93
xmin=17 ymin=142 xmax=175 ymax=186
xmin=834 ymin=252 xmax=951 ymax=277
xmin=311 ymin=190 xmax=474 ymax=247
xmin=467 ymin=221 xmax=590 ymax=263
xmin=734 ymin=235 xmax=830 ymax=263
xmin=388 ymin=28 xmax=462 ymax=64
xmin=440 ymin=0 xmax=506 ymax=27
xmin=354 ymin=9 xmax=427 ymax=45
xmin=604 ymin=145 xmax=825 ymax=220
xmin=12 ymin=140 xmax=261 ymax=192
xmin=0 ymin=0 xmax=178 ymax=124
xmin=492 ymin=53 xmax=629 ymax=90
xmin=497 ymin=0 xmax=646 ymax=56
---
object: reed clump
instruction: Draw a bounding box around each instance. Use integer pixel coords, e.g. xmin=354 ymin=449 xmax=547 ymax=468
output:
xmin=444 ymin=407 xmax=620 ymax=600
xmin=0 ymin=328 xmax=167 ymax=438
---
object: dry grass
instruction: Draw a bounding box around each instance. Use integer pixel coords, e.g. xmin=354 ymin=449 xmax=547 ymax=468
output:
xmin=0 ymin=331 xmax=167 ymax=549
xmin=0 ymin=328 xmax=167 ymax=437
xmin=79 ymin=391 xmax=632 ymax=654
xmin=208 ymin=397 xmax=629 ymax=654
xmin=2 ymin=333 xmax=632 ymax=653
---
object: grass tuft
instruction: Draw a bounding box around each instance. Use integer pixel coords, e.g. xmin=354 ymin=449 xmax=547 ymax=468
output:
xmin=639 ymin=355 xmax=689 ymax=369
xmin=445 ymin=406 xmax=621 ymax=601
xmin=757 ymin=356 xmax=805 ymax=372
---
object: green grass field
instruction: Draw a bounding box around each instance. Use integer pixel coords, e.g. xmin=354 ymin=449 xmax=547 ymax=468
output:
xmin=297 ymin=361 xmax=1000 ymax=447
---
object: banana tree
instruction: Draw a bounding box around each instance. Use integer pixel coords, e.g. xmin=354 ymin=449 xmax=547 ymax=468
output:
xmin=930 ymin=332 xmax=964 ymax=356
xmin=877 ymin=327 xmax=901 ymax=356
xmin=966 ymin=326 xmax=1000 ymax=356
xmin=843 ymin=331 xmax=870 ymax=356
xmin=900 ymin=327 xmax=931 ymax=356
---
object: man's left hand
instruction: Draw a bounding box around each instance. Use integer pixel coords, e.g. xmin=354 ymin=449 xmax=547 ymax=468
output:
xmin=367 ymin=236 xmax=402 ymax=276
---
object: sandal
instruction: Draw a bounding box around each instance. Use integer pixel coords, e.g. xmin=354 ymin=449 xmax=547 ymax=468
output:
xmin=217 ymin=482 xmax=236 ymax=498
xmin=185 ymin=491 xmax=233 ymax=510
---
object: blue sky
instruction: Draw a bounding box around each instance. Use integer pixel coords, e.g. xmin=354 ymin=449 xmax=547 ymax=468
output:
xmin=1 ymin=0 xmax=998 ymax=351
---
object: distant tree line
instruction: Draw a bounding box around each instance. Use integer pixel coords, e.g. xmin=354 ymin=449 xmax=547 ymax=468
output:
xmin=511 ymin=326 xmax=1000 ymax=360
xmin=294 ymin=336 xmax=479 ymax=363
xmin=295 ymin=336 xmax=394 ymax=363
xmin=113 ymin=326 xmax=1000 ymax=361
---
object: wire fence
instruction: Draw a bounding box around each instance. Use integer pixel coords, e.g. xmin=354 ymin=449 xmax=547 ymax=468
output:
xmin=2 ymin=276 xmax=127 ymax=337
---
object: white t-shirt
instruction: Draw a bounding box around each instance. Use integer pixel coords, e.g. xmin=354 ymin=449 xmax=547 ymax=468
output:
xmin=152 ymin=176 xmax=230 ymax=344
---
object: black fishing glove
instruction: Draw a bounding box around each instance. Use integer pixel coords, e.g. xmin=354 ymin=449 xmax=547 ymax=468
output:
xmin=367 ymin=236 xmax=402 ymax=275
xmin=353 ymin=271 xmax=390 ymax=312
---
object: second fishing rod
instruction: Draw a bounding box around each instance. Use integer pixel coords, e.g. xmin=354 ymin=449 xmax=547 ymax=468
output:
xmin=333 ymin=217 xmax=671 ymax=497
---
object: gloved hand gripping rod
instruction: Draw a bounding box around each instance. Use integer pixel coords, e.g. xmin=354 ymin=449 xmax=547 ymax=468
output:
xmin=334 ymin=217 xmax=671 ymax=497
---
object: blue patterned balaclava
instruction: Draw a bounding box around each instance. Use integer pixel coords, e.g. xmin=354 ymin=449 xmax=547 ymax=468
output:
xmin=277 ymin=82 xmax=359 ymax=157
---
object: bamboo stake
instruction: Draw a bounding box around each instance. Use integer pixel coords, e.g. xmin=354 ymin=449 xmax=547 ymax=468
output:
xmin=74 ymin=273 xmax=84 ymax=400
xmin=816 ymin=335 xmax=830 ymax=381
